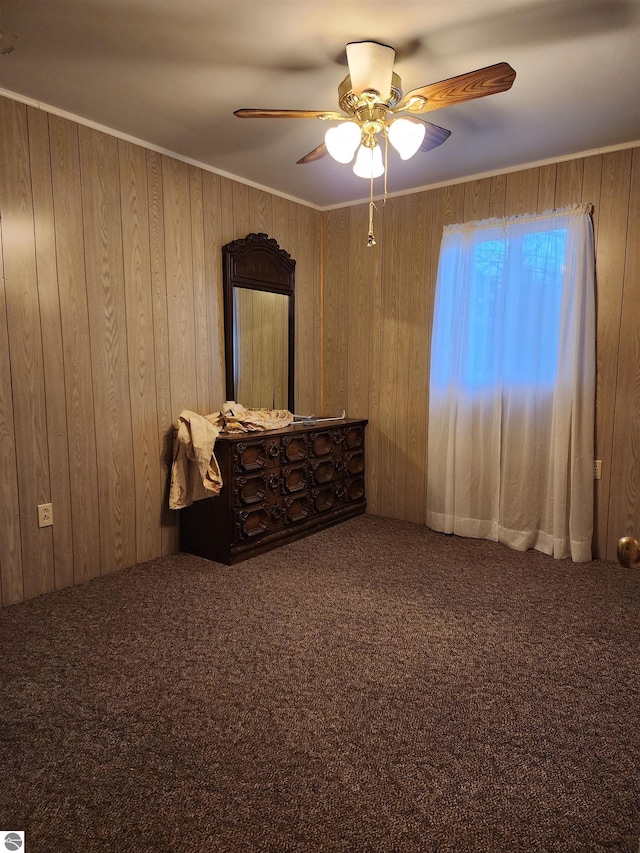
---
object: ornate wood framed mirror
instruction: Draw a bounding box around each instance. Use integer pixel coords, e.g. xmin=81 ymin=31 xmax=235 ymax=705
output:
xmin=223 ymin=233 xmax=295 ymax=412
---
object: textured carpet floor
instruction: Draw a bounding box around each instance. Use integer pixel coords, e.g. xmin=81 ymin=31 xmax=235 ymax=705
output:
xmin=1 ymin=514 xmax=639 ymax=852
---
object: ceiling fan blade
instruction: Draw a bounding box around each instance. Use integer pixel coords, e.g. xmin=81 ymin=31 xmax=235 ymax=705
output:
xmin=419 ymin=121 xmax=452 ymax=152
xmin=396 ymin=62 xmax=516 ymax=114
xmin=346 ymin=41 xmax=395 ymax=101
xmin=234 ymin=108 xmax=345 ymax=120
xmin=297 ymin=143 xmax=328 ymax=165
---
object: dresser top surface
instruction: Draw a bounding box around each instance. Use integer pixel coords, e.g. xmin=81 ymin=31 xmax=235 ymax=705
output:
xmin=216 ymin=417 xmax=367 ymax=442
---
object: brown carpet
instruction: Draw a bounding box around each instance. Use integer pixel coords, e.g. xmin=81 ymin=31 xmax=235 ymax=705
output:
xmin=1 ymin=514 xmax=639 ymax=852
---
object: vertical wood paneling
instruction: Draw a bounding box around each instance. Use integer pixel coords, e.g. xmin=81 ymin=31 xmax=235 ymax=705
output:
xmin=346 ymin=204 xmax=370 ymax=419
xmin=271 ymin=195 xmax=287 ymax=242
xmin=286 ymin=201 xmax=301 ymax=412
xmin=537 ymin=164 xmax=557 ymax=212
xmin=334 ymin=207 xmax=349 ymax=415
xmin=4 ymin=86 xmax=640 ymax=604
xmin=464 ymin=178 xmax=491 ymax=221
xmin=0 ymin=96 xmax=322 ymax=604
xmin=489 ymin=174 xmax=507 ymax=218
xmin=505 ymin=167 xmax=539 ymax=216
xmin=555 ymin=159 xmax=584 ymax=208
xmin=189 ymin=166 xmax=210 ymax=415
xmin=311 ymin=208 xmax=323 ymax=413
xmin=365 ymin=217 xmax=384 ymax=516
xmin=428 ymin=183 xmax=447 ymax=420
xmin=376 ymin=196 xmax=402 ymax=517
xmin=162 ymin=156 xmax=198 ymax=414
xmin=593 ymin=150 xmax=632 ymax=558
xmin=323 ymin=154 xmax=640 ymax=559
xmin=321 ymin=208 xmax=340 ymax=415
xmin=79 ymin=126 xmax=136 ymax=575
xmin=406 ymin=190 xmax=433 ymax=524
xmin=146 ymin=150 xmax=178 ymax=554
xmin=0 ymin=188 xmax=23 ymax=605
xmin=27 ymin=108 xmax=74 ymax=591
xmin=295 ymin=204 xmax=318 ymax=416
xmin=294 ymin=201 xmax=307 ymax=414
xmin=431 ymin=184 xmax=465 ymax=288
xmin=248 ymin=187 xmax=273 ymax=237
xmin=118 ymin=140 xmax=163 ymax=563
xmin=580 ymin=155 xmax=604 ymax=555
xmin=0 ymin=100 xmax=54 ymax=599
xmin=231 ymin=181 xmax=250 ymax=238
xmin=219 ymin=177 xmax=236 ymax=246
xmin=202 ymin=171 xmax=225 ymax=408
xmin=582 ymin=155 xmax=603 ymax=232
xmin=607 ymin=147 xmax=640 ymax=556
xmin=393 ymin=194 xmax=416 ymax=520
xmin=49 ymin=114 xmax=101 ymax=584
xmin=287 ymin=201 xmax=300 ymax=298
xmin=271 ymin=196 xmax=292 ymax=274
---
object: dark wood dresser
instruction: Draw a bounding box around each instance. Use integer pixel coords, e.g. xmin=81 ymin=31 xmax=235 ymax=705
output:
xmin=179 ymin=418 xmax=367 ymax=564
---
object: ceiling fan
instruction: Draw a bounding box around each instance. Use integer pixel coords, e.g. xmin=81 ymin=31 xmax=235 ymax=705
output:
xmin=235 ymin=41 xmax=515 ymax=174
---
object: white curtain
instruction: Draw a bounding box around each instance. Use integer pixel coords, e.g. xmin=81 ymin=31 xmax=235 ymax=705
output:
xmin=426 ymin=204 xmax=595 ymax=561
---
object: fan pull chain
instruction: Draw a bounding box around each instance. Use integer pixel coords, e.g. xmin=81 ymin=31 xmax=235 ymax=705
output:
xmin=367 ymin=175 xmax=376 ymax=247
xmin=383 ymin=133 xmax=389 ymax=202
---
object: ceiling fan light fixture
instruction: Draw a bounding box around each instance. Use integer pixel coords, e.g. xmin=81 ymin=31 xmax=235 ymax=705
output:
xmin=353 ymin=143 xmax=384 ymax=180
xmin=388 ymin=117 xmax=426 ymax=160
xmin=325 ymin=122 xmax=361 ymax=163
xmin=233 ymin=48 xmax=516 ymax=247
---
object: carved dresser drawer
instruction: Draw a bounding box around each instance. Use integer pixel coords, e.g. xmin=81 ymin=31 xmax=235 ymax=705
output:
xmin=179 ymin=418 xmax=368 ymax=564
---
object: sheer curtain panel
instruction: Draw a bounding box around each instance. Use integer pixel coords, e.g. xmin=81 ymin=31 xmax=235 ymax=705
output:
xmin=426 ymin=204 xmax=595 ymax=561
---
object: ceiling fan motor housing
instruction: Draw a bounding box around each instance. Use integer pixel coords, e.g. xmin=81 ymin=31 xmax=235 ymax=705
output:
xmin=338 ymin=72 xmax=404 ymax=117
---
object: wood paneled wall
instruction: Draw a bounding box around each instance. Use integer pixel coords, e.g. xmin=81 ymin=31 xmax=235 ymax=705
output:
xmin=1 ymin=88 xmax=638 ymax=606
xmin=322 ymin=148 xmax=640 ymax=562
xmin=0 ymin=96 xmax=320 ymax=605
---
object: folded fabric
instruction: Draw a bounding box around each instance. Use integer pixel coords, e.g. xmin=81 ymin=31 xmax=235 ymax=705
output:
xmin=212 ymin=400 xmax=293 ymax=433
xmin=169 ymin=403 xmax=294 ymax=509
xmin=169 ymin=410 xmax=222 ymax=510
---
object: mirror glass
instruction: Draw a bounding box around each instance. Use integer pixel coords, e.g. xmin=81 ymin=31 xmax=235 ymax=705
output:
xmin=233 ymin=288 xmax=289 ymax=409
xmin=223 ymin=233 xmax=295 ymax=412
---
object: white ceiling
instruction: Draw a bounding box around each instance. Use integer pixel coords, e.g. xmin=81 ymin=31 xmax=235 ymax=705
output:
xmin=1 ymin=0 xmax=640 ymax=208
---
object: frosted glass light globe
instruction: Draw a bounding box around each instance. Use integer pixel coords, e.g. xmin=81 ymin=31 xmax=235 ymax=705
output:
xmin=388 ymin=118 xmax=426 ymax=160
xmin=353 ymin=144 xmax=385 ymax=179
xmin=325 ymin=122 xmax=361 ymax=164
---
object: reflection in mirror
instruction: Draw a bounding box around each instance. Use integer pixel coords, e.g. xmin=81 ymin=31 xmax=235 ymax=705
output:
xmin=234 ymin=288 xmax=289 ymax=409
xmin=223 ymin=233 xmax=296 ymax=412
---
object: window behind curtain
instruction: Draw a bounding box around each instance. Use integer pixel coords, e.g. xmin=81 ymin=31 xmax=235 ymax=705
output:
xmin=427 ymin=205 xmax=595 ymax=562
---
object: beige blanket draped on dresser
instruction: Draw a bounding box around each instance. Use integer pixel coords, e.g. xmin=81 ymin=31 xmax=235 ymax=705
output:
xmin=169 ymin=402 xmax=293 ymax=509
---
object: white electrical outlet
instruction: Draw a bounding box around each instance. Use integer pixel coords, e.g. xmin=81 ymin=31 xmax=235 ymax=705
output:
xmin=593 ymin=460 xmax=602 ymax=480
xmin=37 ymin=502 xmax=53 ymax=528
